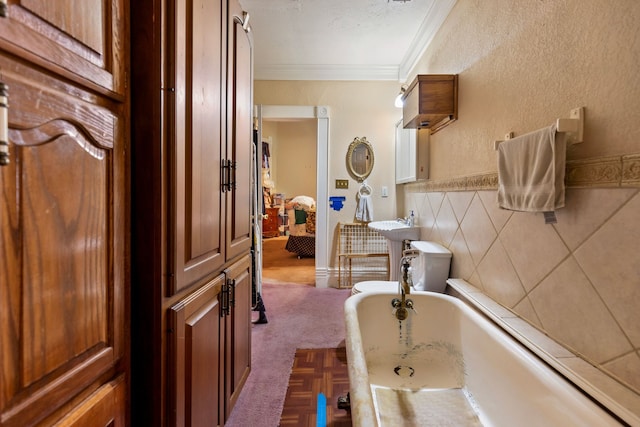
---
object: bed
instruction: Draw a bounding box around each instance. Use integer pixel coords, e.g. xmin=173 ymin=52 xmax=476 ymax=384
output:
xmin=284 ymin=195 xmax=316 ymax=258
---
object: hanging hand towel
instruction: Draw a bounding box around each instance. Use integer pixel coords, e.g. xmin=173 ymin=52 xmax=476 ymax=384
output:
xmin=355 ymin=183 xmax=373 ymax=222
xmin=497 ymin=124 xmax=567 ymax=213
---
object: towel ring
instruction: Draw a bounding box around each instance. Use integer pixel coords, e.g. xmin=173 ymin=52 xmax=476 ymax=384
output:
xmin=358 ymin=183 xmax=372 ymax=196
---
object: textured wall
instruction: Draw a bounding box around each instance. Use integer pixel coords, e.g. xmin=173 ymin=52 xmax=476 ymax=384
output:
xmin=410 ymin=0 xmax=640 ymax=180
xmin=402 ymin=0 xmax=640 ymax=397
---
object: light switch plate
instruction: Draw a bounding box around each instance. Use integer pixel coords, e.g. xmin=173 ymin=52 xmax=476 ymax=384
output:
xmin=335 ymin=179 xmax=349 ymax=189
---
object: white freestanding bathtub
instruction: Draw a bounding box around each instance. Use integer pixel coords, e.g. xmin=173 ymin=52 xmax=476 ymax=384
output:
xmin=344 ymin=291 xmax=624 ymax=426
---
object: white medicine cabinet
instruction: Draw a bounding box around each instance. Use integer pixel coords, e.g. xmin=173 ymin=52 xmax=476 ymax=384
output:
xmin=395 ymin=119 xmax=429 ymax=183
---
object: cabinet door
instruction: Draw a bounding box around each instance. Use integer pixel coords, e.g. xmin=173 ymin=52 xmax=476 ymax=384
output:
xmin=0 ymin=0 xmax=126 ymax=96
xmin=225 ymin=0 xmax=253 ymax=261
xmin=171 ymin=0 xmax=226 ymax=293
xmin=395 ymin=121 xmax=429 ymax=183
xmin=223 ymin=255 xmax=252 ymax=418
xmin=169 ymin=274 xmax=226 ymax=427
xmin=262 ymin=207 xmax=279 ymax=237
xmin=0 ymin=49 xmax=126 ymax=427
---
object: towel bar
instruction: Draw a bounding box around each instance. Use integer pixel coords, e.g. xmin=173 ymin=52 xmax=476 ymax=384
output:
xmin=494 ymin=107 xmax=584 ymax=150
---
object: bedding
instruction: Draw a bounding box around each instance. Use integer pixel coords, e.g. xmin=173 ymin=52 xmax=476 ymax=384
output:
xmin=285 ymin=195 xmax=316 ymax=257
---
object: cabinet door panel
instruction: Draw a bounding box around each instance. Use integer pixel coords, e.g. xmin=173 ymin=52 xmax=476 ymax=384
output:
xmin=0 ymin=0 xmax=126 ymax=96
xmin=22 ymin=135 xmax=108 ymax=382
xmin=172 ymin=0 xmax=225 ymax=293
xmin=170 ymin=275 xmax=225 ymax=427
xmin=225 ymin=255 xmax=251 ymax=415
xmin=225 ymin=2 xmax=252 ymax=260
xmin=0 ymin=57 xmax=124 ymax=427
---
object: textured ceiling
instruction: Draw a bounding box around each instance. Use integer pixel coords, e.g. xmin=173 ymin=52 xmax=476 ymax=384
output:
xmin=241 ymin=0 xmax=457 ymax=81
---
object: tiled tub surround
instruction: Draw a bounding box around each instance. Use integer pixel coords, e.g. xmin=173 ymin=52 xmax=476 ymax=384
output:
xmin=344 ymin=290 xmax=627 ymax=426
xmin=401 ymin=158 xmax=640 ymax=399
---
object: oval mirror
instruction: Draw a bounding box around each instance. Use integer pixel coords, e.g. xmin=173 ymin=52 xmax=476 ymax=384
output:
xmin=346 ymin=137 xmax=374 ymax=182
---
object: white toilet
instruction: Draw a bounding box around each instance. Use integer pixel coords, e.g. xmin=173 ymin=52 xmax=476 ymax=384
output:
xmin=351 ymin=240 xmax=452 ymax=295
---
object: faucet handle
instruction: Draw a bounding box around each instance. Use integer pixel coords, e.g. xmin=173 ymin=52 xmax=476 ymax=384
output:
xmin=405 ymin=299 xmax=417 ymax=314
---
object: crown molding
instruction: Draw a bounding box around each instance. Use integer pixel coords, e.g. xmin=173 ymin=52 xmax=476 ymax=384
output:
xmin=254 ymin=64 xmax=400 ymax=81
xmin=398 ymin=0 xmax=457 ymax=82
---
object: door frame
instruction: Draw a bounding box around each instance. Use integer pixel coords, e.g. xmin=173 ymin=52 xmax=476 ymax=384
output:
xmin=255 ymin=105 xmax=330 ymax=288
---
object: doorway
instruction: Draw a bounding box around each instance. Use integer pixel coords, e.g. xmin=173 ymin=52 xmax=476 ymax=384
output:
xmin=255 ymin=105 xmax=330 ymax=288
xmin=261 ymin=118 xmax=317 ymax=284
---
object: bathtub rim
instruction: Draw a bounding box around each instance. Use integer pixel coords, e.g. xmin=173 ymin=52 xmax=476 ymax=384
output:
xmin=344 ymin=291 xmax=382 ymax=426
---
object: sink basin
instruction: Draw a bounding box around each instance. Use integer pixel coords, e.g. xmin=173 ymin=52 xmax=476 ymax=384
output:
xmin=367 ymin=220 xmax=420 ymax=241
xmin=368 ymin=220 xmax=421 ymax=281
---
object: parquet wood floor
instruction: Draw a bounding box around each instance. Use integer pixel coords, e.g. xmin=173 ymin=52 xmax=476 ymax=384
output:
xmin=280 ymin=347 xmax=352 ymax=426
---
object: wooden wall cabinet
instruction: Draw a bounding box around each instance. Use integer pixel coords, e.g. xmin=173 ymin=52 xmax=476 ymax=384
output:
xmin=131 ymin=0 xmax=253 ymax=425
xmin=402 ymin=74 xmax=458 ymax=133
xmin=0 ymin=1 xmax=128 ymax=426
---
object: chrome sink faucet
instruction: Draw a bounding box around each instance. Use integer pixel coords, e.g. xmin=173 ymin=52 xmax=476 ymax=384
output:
xmin=396 ymin=217 xmax=408 ymax=225
xmin=391 ymin=249 xmax=420 ymax=320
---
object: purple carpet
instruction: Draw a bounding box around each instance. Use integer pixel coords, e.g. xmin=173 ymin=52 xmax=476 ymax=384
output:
xmin=225 ymin=282 xmax=352 ymax=427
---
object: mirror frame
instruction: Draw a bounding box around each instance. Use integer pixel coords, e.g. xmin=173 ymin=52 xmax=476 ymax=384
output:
xmin=346 ymin=136 xmax=375 ymax=182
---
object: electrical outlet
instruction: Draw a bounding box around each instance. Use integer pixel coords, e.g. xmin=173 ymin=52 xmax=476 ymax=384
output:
xmin=335 ymin=179 xmax=349 ymax=189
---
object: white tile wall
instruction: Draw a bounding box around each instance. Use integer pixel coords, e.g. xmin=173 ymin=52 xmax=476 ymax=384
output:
xmin=403 ymin=187 xmax=640 ymax=393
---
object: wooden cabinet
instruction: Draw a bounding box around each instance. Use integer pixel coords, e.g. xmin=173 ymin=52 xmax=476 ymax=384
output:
xmin=263 ymin=207 xmax=280 ymax=238
xmin=0 ymin=1 xmax=128 ymax=426
xmin=402 ymin=74 xmax=458 ymax=133
xmin=130 ymin=0 xmax=253 ymax=424
xmin=169 ymin=255 xmax=251 ymax=426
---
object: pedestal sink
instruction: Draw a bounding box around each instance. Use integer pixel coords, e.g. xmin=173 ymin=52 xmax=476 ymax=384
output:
xmin=368 ymin=220 xmax=420 ymax=281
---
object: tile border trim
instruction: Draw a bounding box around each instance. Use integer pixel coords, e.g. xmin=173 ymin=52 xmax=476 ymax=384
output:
xmin=405 ymin=153 xmax=640 ymax=192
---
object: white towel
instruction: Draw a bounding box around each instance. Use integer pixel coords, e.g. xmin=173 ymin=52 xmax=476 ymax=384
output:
xmin=497 ymin=124 xmax=566 ymax=213
xmin=355 ymin=193 xmax=374 ymax=222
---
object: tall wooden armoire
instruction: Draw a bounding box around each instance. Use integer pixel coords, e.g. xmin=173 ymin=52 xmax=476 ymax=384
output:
xmin=130 ymin=0 xmax=254 ymax=425
xmin=0 ymin=1 xmax=129 ymax=426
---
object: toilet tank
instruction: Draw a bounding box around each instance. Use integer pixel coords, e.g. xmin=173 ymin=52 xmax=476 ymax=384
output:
xmin=409 ymin=241 xmax=452 ymax=292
